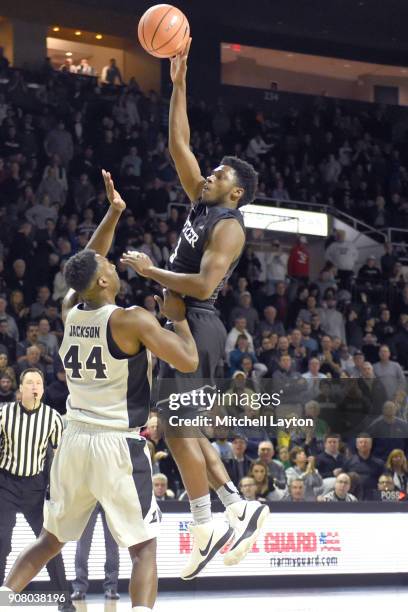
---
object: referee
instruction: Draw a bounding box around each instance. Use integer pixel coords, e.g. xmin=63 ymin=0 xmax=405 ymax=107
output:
xmin=0 ymin=368 xmax=74 ymax=611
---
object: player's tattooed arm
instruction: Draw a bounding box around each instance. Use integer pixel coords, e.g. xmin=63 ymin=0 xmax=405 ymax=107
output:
xmin=85 ymin=170 xmax=126 ymax=257
xmin=169 ymin=38 xmax=205 ymax=203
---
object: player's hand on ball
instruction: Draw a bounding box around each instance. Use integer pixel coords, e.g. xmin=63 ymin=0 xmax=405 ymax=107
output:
xmin=120 ymin=251 xmax=154 ymax=277
xmin=154 ymin=289 xmax=186 ymax=322
xmin=170 ymin=37 xmax=192 ymax=86
xmin=102 ymin=169 xmax=126 ymax=213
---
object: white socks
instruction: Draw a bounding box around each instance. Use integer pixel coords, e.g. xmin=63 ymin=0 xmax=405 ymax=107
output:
xmin=0 ymin=586 xmax=13 ymax=591
xmin=190 ymin=493 xmax=212 ymax=525
xmin=216 ymin=481 xmax=242 ymax=507
xmin=132 ymin=607 xmax=152 ymax=611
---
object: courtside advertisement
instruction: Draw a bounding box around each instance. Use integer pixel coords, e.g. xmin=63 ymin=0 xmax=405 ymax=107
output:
xmin=6 ymin=511 xmax=407 ymax=579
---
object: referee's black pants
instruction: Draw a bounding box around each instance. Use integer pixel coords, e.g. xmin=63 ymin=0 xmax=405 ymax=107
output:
xmin=0 ymin=469 xmax=70 ymax=592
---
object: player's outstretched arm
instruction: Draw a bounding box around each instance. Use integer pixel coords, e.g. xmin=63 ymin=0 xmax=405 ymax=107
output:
xmin=85 ymin=169 xmax=126 ymax=256
xmin=121 ymin=218 xmax=245 ymax=300
xmin=111 ymin=290 xmax=199 ymax=373
xmin=62 ymin=170 xmax=126 ymax=321
xmin=169 ymin=37 xmax=205 ymax=203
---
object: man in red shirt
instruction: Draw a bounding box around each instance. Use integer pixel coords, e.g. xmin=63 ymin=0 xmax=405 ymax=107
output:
xmin=288 ymin=236 xmax=310 ymax=281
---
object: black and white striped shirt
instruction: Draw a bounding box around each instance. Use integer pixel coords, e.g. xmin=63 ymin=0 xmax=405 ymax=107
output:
xmin=0 ymin=402 xmax=63 ymax=477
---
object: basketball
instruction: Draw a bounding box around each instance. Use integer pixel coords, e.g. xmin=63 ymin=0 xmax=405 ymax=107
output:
xmin=138 ymin=4 xmax=190 ymax=59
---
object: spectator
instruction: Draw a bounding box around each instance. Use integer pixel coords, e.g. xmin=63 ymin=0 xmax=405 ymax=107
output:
xmin=288 ymin=328 xmax=308 ymax=372
xmin=368 ymin=474 xmax=404 ymax=502
xmin=257 ymin=440 xmax=287 ymax=491
xmin=37 ymin=317 xmax=59 ymax=357
xmin=246 ymin=133 xmax=273 ymax=162
xmin=258 ymin=334 xmax=279 ymax=375
xmin=59 ymin=57 xmax=76 ymax=73
xmin=265 ymin=239 xmax=288 ymax=293
xmin=357 ymin=361 xmax=387 ymax=415
xmin=0 ymin=297 xmax=19 ymax=341
xmin=152 ymin=474 xmax=175 ymax=501
xmin=367 ymin=401 xmax=408 ymax=461
xmin=325 ymin=230 xmax=359 ymax=290
xmin=302 ymin=357 xmax=327 ymax=398
xmin=16 ymin=322 xmax=39 ymax=361
xmin=390 ymin=315 xmax=408 ymax=370
xmin=8 ymin=259 xmax=35 ymax=304
xmin=319 ymin=473 xmax=357 ymax=502
xmin=281 ymin=478 xmax=306 ymax=502
xmin=229 ymin=292 xmax=259 ymax=336
xmin=0 ymin=318 xmax=17 ymax=363
xmin=139 ymin=232 xmax=162 ymax=267
xmin=0 ymin=353 xmax=16 ymax=388
xmin=285 ymin=448 xmax=323 ymax=500
xmin=70 ymin=503 xmax=120 ymax=602
xmin=121 ymin=146 xmax=142 ymax=177
xmin=338 ymin=344 xmax=355 ymax=373
xmin=300 ymin=400 xmax=329 ymax=451
xmin=316 ymin=434 xmax=346 ymax=479
xmin=44 ymin=121 xmax=74 ymax=168
xmin=73 ymin=174 xmax=95 ymax=213
xmin=257 ymin=305 xmax=285 ymax=339
xmin=381 ymin=242 xmax=398 ymax=280
xmin=347 ymin=350 xmax=365 ymax=378
xmin=17 ymin=344 xmax=47 ymax=378
xmin=225 ymin=317 xmax=255 ymax=362
xmin=267 ymin=281 xmax=289 ymax=326
xmin=223 ymin=436 xmax=253 ymax=486
xmin=373 ymin=344 xmax=406 ymax=400
xmin=298 ymin=295 xmax=319 ymax=325
xmin=247 ymin=460 xmax=273 ymax=500
xmin=229 ymin=334 xmax=259 ymax=376
xmin=272 ymin=354 xmax=307 ymax=401
xmin=300 ymin=321 xmax=319 ymax=353
xmin=317 ymin=295 xmax=346 ymax=343
xmin=101 ymin=59 xmax=123 ymax=86
xmin=384 ymin=449 xmax=408 ymax=493
xmin=239 ymin=476 xmax=258 ymax=501
xmin=317 ymin=335 xmax=342 ymax=377
xmin=43 ymin=367 xmax=68 ymax=415
xmin=357 ymin=255 xmax=383 ymax=298
xmin=77 ymin=58 xmax=94 ymax=76
xmin=288 ymin=236 xmax=310 ymax=282
xmin=344 ymin=433 xmax=384 ymax=499
xmin=0 ymin=374 xmax=16 ymax=402
xmin=30 ymin=286 xmax=52 ymax=320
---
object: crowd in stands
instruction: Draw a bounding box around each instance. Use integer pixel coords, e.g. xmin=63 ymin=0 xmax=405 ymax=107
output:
xmin=1 ymin=52 xmax=408 ymax=503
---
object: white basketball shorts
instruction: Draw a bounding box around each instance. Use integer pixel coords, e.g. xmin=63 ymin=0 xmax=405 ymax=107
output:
xmin=43 ymin=421 xmax=160 ymax=547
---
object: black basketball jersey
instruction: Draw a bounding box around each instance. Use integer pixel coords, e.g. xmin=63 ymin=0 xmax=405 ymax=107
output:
xmin=169 ymin=202 xmax=245 ymax=309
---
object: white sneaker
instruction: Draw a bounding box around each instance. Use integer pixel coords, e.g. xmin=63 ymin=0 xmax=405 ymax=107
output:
xmin=180 ymin=520 xmax=233 ymax=580
xmin=223 ymin=500 xmax=270 ymax=566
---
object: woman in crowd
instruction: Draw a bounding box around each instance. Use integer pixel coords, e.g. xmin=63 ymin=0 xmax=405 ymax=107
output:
xmin=385 ymin=449 xmax=408 ymax=493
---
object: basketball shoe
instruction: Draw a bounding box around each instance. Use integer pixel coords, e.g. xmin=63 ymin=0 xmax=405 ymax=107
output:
xmin=180 ymin=520 xmax=233 ymax=580
xmin=223 ymin=500 xmax=270 ymax=566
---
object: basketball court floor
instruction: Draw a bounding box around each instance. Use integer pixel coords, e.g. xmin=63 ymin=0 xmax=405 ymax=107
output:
xmin=8 ymin=586 xmax=408 ymax=611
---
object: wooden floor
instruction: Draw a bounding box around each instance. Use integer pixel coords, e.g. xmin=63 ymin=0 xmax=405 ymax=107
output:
xmin=8 ymin=586 xmax=408 ymax=611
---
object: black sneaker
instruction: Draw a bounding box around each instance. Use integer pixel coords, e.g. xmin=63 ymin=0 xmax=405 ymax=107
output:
xmin=71 ymin=590 xmax=86 ymax=601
